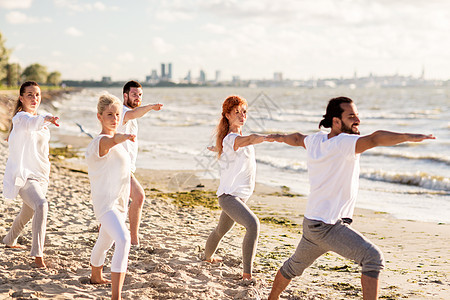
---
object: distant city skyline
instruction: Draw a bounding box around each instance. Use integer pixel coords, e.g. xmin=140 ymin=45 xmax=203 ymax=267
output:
xmin=1 ymin=0 xmax=450 ymax=81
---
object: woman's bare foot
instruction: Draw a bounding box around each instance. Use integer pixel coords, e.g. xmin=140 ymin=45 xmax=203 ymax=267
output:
xmin=205 ymin=256 xmax=223 ymax=264
xmin=90 ymin=264 xmax=111 ymax=284
xmin=90 ymin=277 xmax=111 ymax=285
xmin=33 ymin=257 xmax=46 ymax=268
xmin=5 ymin=244 xmax=27 ymax=250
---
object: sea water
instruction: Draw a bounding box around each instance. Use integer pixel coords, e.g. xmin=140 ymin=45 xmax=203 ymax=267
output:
xmin=53 ymin=86 xmax=450 ymax=223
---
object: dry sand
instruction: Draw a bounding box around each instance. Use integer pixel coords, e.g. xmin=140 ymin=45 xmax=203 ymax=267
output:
xmin=0 ymin=139 xmax=449 ymax=299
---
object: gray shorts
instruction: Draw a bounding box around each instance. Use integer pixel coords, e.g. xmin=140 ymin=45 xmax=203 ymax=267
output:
xmin=280 ymin=218 xmax=384 ymax=280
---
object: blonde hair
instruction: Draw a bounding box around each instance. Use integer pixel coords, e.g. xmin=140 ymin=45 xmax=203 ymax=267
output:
xmin=215 ymin=95 xmax=248 ymax=157
xmin=97 ymin=93 xmax=122 ymax=115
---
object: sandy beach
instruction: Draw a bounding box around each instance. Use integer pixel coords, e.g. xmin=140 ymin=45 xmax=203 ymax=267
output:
xmin=0 ymin=137 xmax=448 ymax=300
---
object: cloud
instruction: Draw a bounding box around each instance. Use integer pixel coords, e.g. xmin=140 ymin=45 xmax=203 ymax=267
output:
xmin=0 ymin=0 xmax=33 ymax=9
xmin=93 ymin=2 xmax=105 ymax=11
xmin=54 ymin=0 xmax=113 ymax=12
xmin=203 ymin=23 xmax=227 ymax=35
xmin=81 ymin=62 xmax=99 ymax=71
xmin=117 ymin=52 xmax=135 ymax=62
xmin=154 ymin=10 xmax=193 ymax=22
xmin=65 ymin=26 xmax=83 ymax=37
xmin=13 ymin=43 xmax=25 ymax=51
xmin=8 ymin=54 xmax=21 ymax=64
xmin=152 ymin=37 xmax=174 ymax=54
xmin=5 ymin=11 xmax=52 ymax=24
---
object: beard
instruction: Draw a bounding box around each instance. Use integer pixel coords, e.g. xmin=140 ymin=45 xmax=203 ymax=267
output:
xmin=127 ymin=98 xmax=141 ymax=109
xmin=341 ymin=122 xmax=360 ymax=135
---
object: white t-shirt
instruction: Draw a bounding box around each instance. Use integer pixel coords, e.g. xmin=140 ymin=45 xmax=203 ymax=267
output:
xmin=216 ymin=133 xmax=256 ymax=200
xmin=85 ymin=134 xmax=131 ymax=220
xmin=118 ymin=105 xmax=138 ymax=172
xmin=304 ymin=131 xmax=360 ymax=224
xmin=3 ymin=111 xmax=52 ymax=199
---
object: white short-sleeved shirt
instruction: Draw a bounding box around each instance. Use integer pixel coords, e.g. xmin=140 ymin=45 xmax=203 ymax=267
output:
xmin=3 ymin=111 xmax=52 ymax=199
xmin=118 ymin=105 xmax=138 ymax=172
xmin=304 ymin=131 xmax=360 ymax=224
xmin=216 ymin=133 xmax=256 ymax=200
xmin=85 ymin=134 xmax=131 ymax=220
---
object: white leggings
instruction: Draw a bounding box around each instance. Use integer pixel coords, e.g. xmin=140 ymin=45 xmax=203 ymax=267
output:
xmin=3 ymin=179 xmax=48 ymax=257
xmin=90 ymin=209 xmax=131 ymax=273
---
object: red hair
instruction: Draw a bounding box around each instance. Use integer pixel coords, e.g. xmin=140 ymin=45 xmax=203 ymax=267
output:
xmin=215 ymin=95 xmax=247 ymax=157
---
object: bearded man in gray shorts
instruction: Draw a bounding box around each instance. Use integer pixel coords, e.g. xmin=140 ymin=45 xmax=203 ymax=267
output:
xmin=267 ymin=97 xmax=435 ymax=300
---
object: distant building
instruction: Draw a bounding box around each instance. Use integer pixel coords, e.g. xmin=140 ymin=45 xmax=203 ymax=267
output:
xmin=151 ymin=69 xmax=158 ymax=80
xmin=184 ymin=70 xmax=192 ymax=82
xmin=199 ymin=70 xmax=206 ymax=83
xmin=232 ymin=75 xmax=241 ymax=86
xmin=161 ymin=63 xmax=166 ymax=80
xmin=215 ymin=70 xmax=221 ymax=83
xmin=168 ymin=63 xmax=172 ymax=80
xmin=274 ymin=72 xmax=283 ymax=81
xmin=102 ymin=76 xmax=112 ymax=83
xmin=145 ymin=69 xmax=159 ymax=84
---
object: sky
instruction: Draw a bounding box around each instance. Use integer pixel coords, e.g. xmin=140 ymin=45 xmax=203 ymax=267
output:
xmin=1 ymin=0 xmax=450 ymax=82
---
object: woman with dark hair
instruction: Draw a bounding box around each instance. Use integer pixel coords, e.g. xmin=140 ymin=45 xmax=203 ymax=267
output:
xmin=204 ymin=95 xmax=272 ymax=280
xmin=2 ymin=81 xmax=59 ymax=268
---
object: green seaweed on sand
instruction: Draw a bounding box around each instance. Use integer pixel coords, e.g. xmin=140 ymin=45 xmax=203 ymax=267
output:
xmin=269 ymin=185 xmax=304 ymax=198
xmin=317 ymin=263 xmax=359 ymax=273
xmin=49 ymin=145 xmax=81 ymax=160
xmin=332 ymin=282 xmax=361 ymax=293
xmin=260 ymin=216 xmax=299 ymax=228
xmin=379 ymin=292 xmax=404 ymax=299
xmin=256 ymin=244 xmax=296 ymax=271
xmin=156 ymin=189 xmax=220 ymax=210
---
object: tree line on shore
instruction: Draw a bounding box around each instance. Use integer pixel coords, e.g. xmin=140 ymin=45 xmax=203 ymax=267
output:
xmin=0 ymin=31 xmax=62 ymax=88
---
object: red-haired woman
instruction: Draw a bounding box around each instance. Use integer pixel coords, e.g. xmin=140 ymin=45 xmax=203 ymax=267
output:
xmin=2 ymin=81 xmax=59 ymax=268
xmin=204 ymin=95 xmax=271 ymax=280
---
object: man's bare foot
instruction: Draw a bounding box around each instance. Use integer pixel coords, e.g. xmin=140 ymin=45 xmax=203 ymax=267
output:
xmin=130 ymin=239 xmax=139 ymax=247
xmin=243 ymin=272 xmax=252 ymax=280
xmin=205 ymin=256 xmax=223 ymax=264
xmin=33 ymin=257 xmax=46 ymax=268
xmin=5 ymin=244 xmax=26 ymax=250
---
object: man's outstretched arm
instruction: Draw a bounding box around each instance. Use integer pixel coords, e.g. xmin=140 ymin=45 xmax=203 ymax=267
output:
xmin=123 ymin=103 xmax=163 ymax=123
xmin=356 ymin=130 xmax=435 ymax=154
xmin=267 ymin=132 xmax=307 ymax=148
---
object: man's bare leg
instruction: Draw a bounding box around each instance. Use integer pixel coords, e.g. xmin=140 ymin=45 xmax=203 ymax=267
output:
xmin=111 ymin=272 xmax=126 ymax=300
xmin=129 ymin=175 xmax=145 ymax=246
xmin=268 ymin=269 xmax=292 ymax=300
xmin=361 ymin=274 xmax=379 ymax=300
xmin=90 ymin=264 xmax=111 ymax=284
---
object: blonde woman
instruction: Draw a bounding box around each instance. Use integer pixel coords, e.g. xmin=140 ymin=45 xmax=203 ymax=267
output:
xmin=204 ymin=95 xmax=272 ymax=280
xmin=3 ymin=81 xmax=59 ymax=268
xmin=85 ymin=94 xmax=135 ymax=300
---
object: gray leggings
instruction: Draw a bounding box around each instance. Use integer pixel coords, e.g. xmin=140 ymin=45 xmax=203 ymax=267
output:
xmin=204 ymin=194 xmax=260 ymax=274
xmin=281 ymin=218 xmax=385 ymax=280
xmin=3 ymin=179 xmax=48 ymax=257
